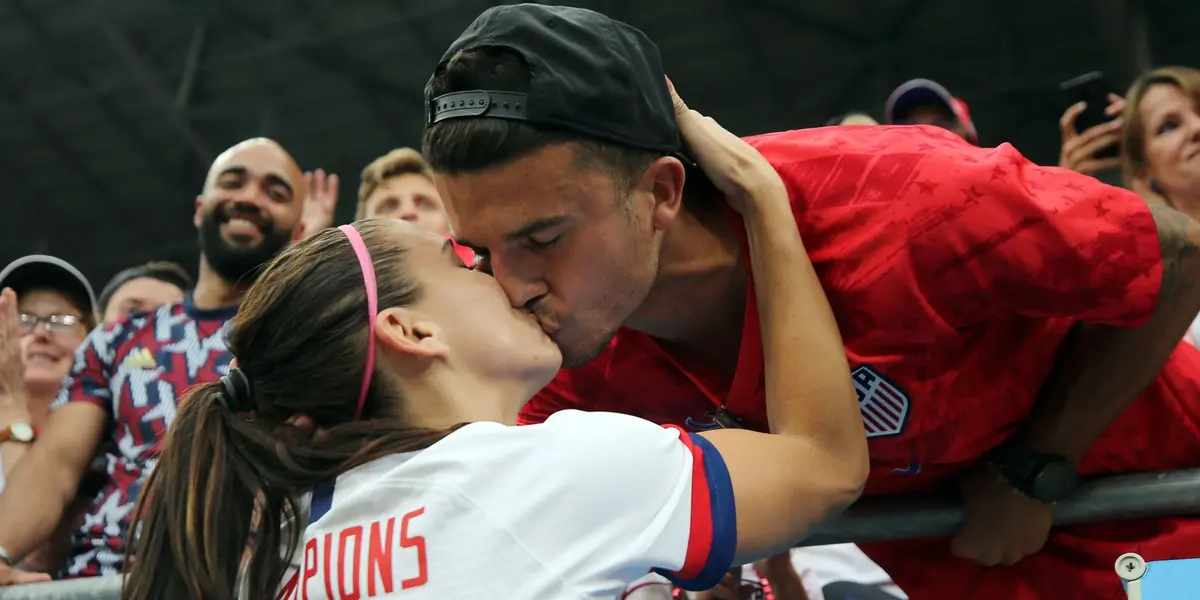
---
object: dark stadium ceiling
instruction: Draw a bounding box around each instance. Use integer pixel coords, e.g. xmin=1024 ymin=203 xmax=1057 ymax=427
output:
xmin=0 ymin=0 xmax=1194 ymax=287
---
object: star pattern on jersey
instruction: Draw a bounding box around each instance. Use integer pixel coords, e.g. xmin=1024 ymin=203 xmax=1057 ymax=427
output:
xmin=140 ymin=392 xmax=176 ymax=429
xmin=83 ymin=491 xmax=135 ymax=539
xmin=116 ymin=356 xmax=164 ymax=409
xmin=961 ymin=185 xmax=984 ymax=204
xmin=58 ymin=300 xmax=235 ymax=578
xmin=115 ymin=423 xmax=151 ymax=460
xmin=162 ymin=319 xmax=230 ymax=380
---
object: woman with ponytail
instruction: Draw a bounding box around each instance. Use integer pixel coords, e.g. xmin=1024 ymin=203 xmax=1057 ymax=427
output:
xmin=121 ymin=82 xmax=867 ymax=600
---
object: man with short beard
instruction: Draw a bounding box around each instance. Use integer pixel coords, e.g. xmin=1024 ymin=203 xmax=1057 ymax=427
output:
xmin=0 ymin=138 xmax=336 ymax=583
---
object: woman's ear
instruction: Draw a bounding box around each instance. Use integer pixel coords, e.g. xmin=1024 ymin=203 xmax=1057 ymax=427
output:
xmin=374 ymin=307 xmax=450 ymax=359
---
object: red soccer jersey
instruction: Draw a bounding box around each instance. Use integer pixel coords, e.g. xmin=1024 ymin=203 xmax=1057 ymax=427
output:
xmin=520 ymin=125 xmax=1200 ymax=598
xmin=523 ymin=124 xmax=1165 ymax=490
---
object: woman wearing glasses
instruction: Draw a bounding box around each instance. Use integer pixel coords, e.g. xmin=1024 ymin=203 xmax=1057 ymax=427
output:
xmin=0 ymin=255 xmax=97 ymax=580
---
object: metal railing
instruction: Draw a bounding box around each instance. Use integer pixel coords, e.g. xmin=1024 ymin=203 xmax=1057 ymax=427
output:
xmin=3 ymin=469 xmax=1199 ymax=599
xmin=801 ymin=468 xmax=1200 ymax=545
xmin=0 ymin=573 xmax=121 ymax=600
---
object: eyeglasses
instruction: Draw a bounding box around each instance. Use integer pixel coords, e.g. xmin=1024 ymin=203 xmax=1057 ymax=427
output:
xmin=19 ymin=313 xmax=83 ymax=336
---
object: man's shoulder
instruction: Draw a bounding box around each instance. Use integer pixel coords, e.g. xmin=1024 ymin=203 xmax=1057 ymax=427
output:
xmin=743 ymin=124 xmax=963 ymax=162
xmin=522 ymin=329 xmax=717 ymax=428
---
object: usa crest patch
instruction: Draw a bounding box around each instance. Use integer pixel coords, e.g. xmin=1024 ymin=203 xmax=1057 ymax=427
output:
xmin=851 ymin=365 xmax=909 ymax=438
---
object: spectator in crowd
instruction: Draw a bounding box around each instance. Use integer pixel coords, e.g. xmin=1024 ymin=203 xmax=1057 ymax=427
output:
xmin=884 ymin=78 xmax=979 ymax=144
xmin=1122 ymin=66 xmax=1200 ymax=351
xmin=423 ymin=5 xmax=1200 ymax=599
xmin=357 ymin=148 xmax=478 ymax=267
xmin=0 ymin=138 xmax=335 ymax=583
xmin=357 ymin=147 xmax=450 ymax=235
xmin=0 ymin=256 xmax=97 ymax=492
xmin=1058 ymin=66 xmax=1200 ymax=346
xmin=0 ymin=256 xmax=99 ymax=578
xmin=97 ymin=261 xmax=192 ymax=325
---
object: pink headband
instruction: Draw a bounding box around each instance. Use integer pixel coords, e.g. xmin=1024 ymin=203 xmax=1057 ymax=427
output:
xmin=338 ymin=224 xmax=378 ymax=420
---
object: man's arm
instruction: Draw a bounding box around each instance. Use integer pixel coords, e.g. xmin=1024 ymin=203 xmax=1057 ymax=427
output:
xmin=0 ymin=402 xmax=106 ymax=563
xmin=797 ymin=126 xmax=1183 ymax=459
xmin=1022 ymin=202 xmax=1200 ymax=460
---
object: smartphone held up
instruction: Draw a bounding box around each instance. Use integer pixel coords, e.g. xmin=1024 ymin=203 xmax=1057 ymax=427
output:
xmin=1060 ymin=71 xmax=1121 ymax=159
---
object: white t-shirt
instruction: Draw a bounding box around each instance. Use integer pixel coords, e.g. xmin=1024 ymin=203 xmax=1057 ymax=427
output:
xmin=257 ymin=410 xmax=737 ymax=600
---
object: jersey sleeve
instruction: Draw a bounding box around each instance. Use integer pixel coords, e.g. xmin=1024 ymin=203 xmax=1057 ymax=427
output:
xmin=51 ymin=323 xmax=120 ymax=417
xmin=759 ymin=125 xmax=1162 ymax=328
xmin=476 ymin=410 xmax=737 ymax=593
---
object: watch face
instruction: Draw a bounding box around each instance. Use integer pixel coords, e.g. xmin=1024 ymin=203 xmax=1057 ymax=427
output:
xmin=1032 ymin=460 xmax=1079 ymax=501
xmin=8 ymin=422 xmax=34 ymax=442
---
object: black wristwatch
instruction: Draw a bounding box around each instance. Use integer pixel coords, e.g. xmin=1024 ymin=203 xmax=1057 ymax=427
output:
xmin=984 ymin=437 xmax=1079 ymax=503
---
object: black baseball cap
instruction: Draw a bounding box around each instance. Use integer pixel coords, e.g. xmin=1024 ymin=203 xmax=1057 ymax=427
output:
xmin=427 ymin=4 xmax=680 ymax=155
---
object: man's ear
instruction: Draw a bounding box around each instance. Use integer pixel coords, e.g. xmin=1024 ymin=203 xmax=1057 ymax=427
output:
xmin=642 ymin=156 xmax=686 ymax=232
xmin=374 ymin=307 xmax=450 ymax=359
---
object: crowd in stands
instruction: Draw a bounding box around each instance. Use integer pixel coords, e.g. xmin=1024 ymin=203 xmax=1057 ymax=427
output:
xmin=0 ymin=5 xmax=1197 ymax=598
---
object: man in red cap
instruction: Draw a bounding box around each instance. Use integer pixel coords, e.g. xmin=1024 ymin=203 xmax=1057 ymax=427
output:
xmin=885 ymin=78 xmax=980 ymax=144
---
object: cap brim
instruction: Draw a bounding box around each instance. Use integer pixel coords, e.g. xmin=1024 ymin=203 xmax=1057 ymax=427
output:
xmin=885 ymin=79 xmax=955 ymax=124
xmin=0 ymin=255 xmax=98 ymax=318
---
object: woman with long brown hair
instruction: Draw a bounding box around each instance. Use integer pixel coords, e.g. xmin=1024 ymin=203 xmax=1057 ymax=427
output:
xmin=120 ymin=86 xmax=868 ymax=600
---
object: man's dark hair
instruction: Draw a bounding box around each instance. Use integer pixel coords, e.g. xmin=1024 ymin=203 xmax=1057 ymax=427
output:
xmin=98 ymin=260 xmax=194 ymax=313
xmin=422 ymin=47 xmax=658 ymax=194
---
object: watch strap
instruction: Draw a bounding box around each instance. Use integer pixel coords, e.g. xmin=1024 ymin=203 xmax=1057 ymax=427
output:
xmin=986 ymin=437 xmax=1041 ymax=488
xmin=0 ymin=423 xmax=36 ymax=444
xmin=986 ymin=438 xmax=1051 ymax=495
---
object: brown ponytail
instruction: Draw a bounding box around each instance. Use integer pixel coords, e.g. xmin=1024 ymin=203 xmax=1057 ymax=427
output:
xmin=123 ymin=382 xmax=264 ymax=600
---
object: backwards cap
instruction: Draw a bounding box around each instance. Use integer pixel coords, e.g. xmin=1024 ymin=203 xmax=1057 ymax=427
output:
xmin=426 ymin=4 xmax=681 ymax=155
